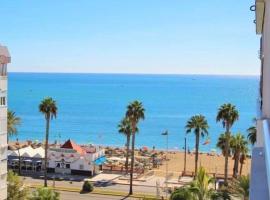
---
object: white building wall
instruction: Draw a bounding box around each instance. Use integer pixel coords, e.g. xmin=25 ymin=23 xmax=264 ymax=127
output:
xmin=0 ymin=45 xmax=9 ymax=200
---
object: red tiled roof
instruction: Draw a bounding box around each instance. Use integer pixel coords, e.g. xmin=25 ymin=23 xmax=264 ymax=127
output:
xmin=61 ymin=139 xmax=85 ymax=155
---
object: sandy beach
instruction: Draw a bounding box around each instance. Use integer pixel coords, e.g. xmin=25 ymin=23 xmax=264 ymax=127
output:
xmin=153 ymin=151 xmax=251 ymax=178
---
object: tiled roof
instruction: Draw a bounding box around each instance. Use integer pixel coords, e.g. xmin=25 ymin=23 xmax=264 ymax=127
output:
xmin=61 ymin=139 xmax=85 ymax=155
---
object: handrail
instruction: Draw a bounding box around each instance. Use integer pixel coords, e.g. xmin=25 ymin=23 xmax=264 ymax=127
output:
xmin=262 ymin=120 xmax=270 ymax=198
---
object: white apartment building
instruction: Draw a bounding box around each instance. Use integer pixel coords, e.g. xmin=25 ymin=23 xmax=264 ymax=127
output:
xmin=250 ymin=0 xmax=270 ymax=199
xmin=0 ymin=45 xmax=10 ymax=200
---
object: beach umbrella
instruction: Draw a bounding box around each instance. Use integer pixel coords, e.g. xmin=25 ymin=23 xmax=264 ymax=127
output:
xmin=142 ymin=146 xmax=148 ymax=151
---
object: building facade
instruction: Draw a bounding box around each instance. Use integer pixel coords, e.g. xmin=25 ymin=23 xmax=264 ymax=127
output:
xmin=48 ymin=140 xmax=105 ymax=176
xmin=251 ymin=0 xmax=270 ymax=199
xmin=0 ymin=45 xmax=10 ymax=200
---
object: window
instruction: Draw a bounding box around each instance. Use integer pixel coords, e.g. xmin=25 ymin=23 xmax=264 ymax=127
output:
xmin=66 ymin=164 xmax=70 ymax=169
xmin=0 ymin=97 xmax=5 ymax=106
xmin=79 ymin=164 xmax=84 ymax=170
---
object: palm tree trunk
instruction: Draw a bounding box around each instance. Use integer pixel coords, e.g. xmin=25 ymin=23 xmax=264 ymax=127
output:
xmin=125 ymin=134 xmax=131 ymax=174
xmin=240 ymin=161 xmax=243 ymax=176
xmin=233 ymin=152 xmax=240 ymax=178
xmin=129 ymin=132 xmax=135 ymax=195
xmin=195 ymin=133 xmax=200 ymax=176
xmin=44 ymin=116 xmax=50 ymax=187
xmin=224 ymin=126 xmax=230 ymax=185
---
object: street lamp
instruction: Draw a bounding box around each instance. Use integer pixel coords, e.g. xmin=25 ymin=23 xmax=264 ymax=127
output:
xmin=184 ymin=136 xmax=187 ymax=175
xmin=161 ymin=130 xmax=168 ymax=199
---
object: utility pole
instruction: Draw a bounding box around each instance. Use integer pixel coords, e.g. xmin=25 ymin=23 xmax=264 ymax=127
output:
xmin=184 ymin=136 xmax=187 ymax=175
xmin=162 ymin=131 xmax=168 ymax=200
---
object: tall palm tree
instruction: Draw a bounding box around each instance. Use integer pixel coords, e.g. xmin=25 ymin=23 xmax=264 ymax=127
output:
xmin=189 ymin=167 xmax=215 ymax=200
xmin=185 ymin=115 xmax=209 ymax=175
xmin=230 ymin=133 xmax=248 ymax=178
xmin=216 ymin=103 xmax=239 ymax=185
xmin=7 ymin=110 xmax=21 ymax=138
xmin=125 ymin=100 xmax=145 ymax=195
xmin=118 ymin=117 xmax=136 ymax=174
xmin=39 ymin=97 xmax=57 ymax=187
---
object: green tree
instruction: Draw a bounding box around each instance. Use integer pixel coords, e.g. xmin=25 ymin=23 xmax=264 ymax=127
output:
xmin=39 ymin=97 xmax=57 ymax=187
xmin=247 ymin=126 xmax=256 ymax=145
xmin=189 ymin=167 xmax=215 ymax=200
xmin=7 ymin=170 xmax=29 ymax=200
xmin=118 ymin=117 xmax=135 ymax=174
xmin=29 ymin=187 xmax=60 ymax=200
xmin=228 ymin=175 xmax=249 ymax=200
xmin=170 ymin=187 xmax=193 ymax=200
xmin=185 ymin=115 xmax=209 ymax=175
xmin=239 ymin=145 xmax=249 ymax=176
xmin=7 ymin=110 xmax=21 ymax=138
xmin=216 ymin=103 xmax=239 ymax=185
xmin=216 ymin=133 xmax=231 ymax=157
xmin=230 ymin=133 xmax=248 ymax=177
xmin=125 ymin=100 xmax=145 ymax=195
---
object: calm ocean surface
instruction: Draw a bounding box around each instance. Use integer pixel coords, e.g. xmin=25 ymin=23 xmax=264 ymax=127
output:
xmin=9 ymin=73 xmax=259 ymax=151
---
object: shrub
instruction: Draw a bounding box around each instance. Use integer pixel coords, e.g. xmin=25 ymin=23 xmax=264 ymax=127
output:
xmin=82 ymin=181 xmax=94 ymax=193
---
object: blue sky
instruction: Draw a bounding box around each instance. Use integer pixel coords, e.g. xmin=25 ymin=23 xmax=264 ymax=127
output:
xmin=0 ymin=0 xmax=260 ymax=75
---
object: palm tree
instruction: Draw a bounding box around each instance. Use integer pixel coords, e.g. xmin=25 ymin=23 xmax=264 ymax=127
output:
xmin=39 ymin=97 xmax=57 ymax=187
xmin=170 ymin=187 xmax=193 ymax=200
xmin=228 ymin=175 xmax=249 ymax=200
xmin=7 ymin=110 xmax=21 ymax=138
xmin=7 ymin=110 xmax=22 ymax=175
xmin=230 ymin=133 xmax=248 ymax=178
xmin=118 ymin=117 xmax=135 ymax=174
xmin=185 ymin=115 xmax=209 ymax=175
xmin=189 ymin=167 xmax=215 ymax=200
xmin=216 ymin=133 xmax=231 ymax=157
xmin=216 ymin=103 xmax=239 ymax=185
xmin=247 ymin=126 xmax=256 ymax=145
xmin=125 ymin=100 xmax=145 ymax=195
xmin=239 ymin=145 xmax=249 ymax=176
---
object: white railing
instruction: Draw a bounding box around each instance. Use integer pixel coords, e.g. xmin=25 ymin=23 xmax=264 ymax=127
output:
xmin=262 ymin=119 xmax=270 ymax=198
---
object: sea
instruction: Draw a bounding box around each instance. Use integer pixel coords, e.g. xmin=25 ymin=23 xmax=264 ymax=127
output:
xmin=8 ymin=73 xmax=259 ymax=152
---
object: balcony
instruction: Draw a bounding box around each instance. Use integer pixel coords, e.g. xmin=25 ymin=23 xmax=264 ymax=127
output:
xmin=0 ymin=76 xmax=7 ymax=91
xmin=250 ymin=120 xmax=270 ymax=199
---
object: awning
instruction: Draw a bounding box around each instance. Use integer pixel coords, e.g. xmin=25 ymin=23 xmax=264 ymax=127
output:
xmin=94 ymin=156 xmax=106 ymax=165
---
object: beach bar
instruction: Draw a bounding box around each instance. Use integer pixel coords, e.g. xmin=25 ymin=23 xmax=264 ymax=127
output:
xmin=48 ymin=139 xmax=106 ymax=176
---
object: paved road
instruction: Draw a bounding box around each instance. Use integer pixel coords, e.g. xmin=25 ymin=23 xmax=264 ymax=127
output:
xmin=58 ymin=191 xmax=140 ymax=200
xmin=23 ymin=176 xmax=159 ymax=195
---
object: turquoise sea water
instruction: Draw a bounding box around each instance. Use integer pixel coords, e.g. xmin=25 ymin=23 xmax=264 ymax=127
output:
xmin=9 ymin=73 xmax=258 ymax=151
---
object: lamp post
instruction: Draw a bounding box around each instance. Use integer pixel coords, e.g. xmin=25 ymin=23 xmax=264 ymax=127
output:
xmin=184 ymin=136 xmax=187 ymax=175
xmin=162 ymin=130 xmax=168 ymax=199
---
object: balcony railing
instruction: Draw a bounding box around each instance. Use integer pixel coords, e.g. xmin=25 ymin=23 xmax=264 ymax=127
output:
xmin=262 ymin=120 xmax=270 ymax=198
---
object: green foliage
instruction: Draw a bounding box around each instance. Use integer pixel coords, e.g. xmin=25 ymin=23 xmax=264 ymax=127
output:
xmin=39 ymin=97 xmax=57 ymax=119
xmin=228 ymin=175 xmax=249 ymax=200
xmin=7 ymin=110 xmax=21 ymax=137
xmin=247 ymin=126 xmax=256 ymax=145
xmin=29 ymin=187 xmax=60 ymax=200
xmin=170 ymin=187 xmax=193 ymax=200
xmin=211 ymin=188 xmax=231 ymax=200
xmin=82 ymin=181 xmax=94 ymax=192
xmin=216 ymin=133 xmax=231 ymax=156
xmin=7 ymin=170 xmax=29 ymax=200
xmin=189 ymin=167 xmax=215 ymax=200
